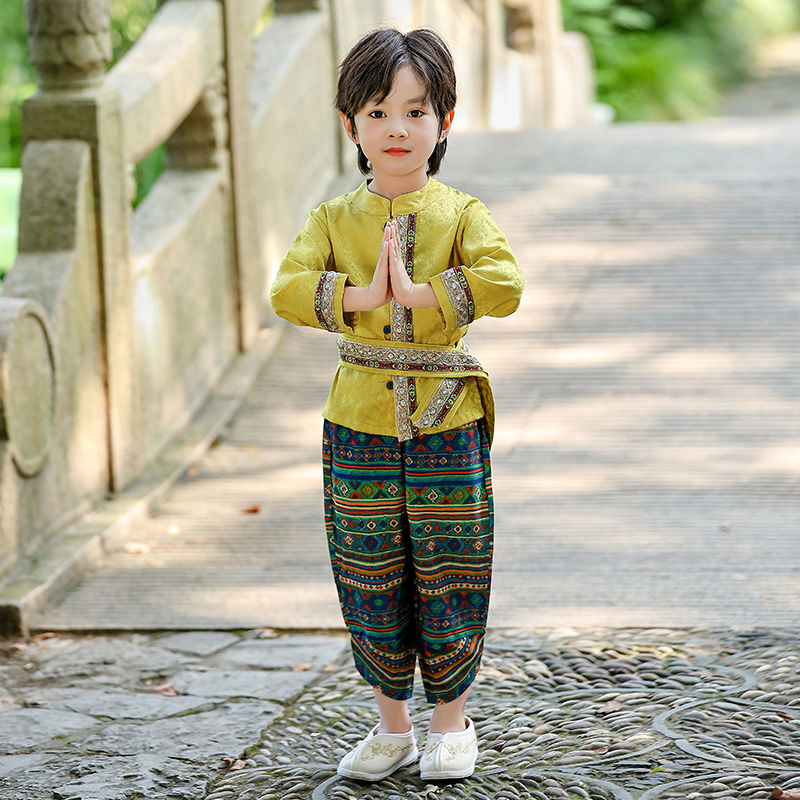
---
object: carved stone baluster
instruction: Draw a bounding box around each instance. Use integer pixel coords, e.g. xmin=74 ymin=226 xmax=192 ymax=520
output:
xmin=165 ymin=66 xmax=229 ymax=172
xmin=25 ymin=0 xmax=112 ymax=90
xmin=22 ymin=0 xmax=135 ymax=493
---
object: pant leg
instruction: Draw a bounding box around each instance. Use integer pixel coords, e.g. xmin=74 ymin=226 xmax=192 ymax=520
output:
xmin=405 ymin=419 xmax=494 ymax=704
xmin=322 ymin=420 xmax=417 ymax=700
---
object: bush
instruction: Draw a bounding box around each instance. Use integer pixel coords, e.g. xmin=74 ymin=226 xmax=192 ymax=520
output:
xmin=562 ymin=0 xmax=800 ymax=121
xmin=0 ymin=1 xmax=158 ymax=278
xmin=0 ymin=0 xmax=158 ymax=170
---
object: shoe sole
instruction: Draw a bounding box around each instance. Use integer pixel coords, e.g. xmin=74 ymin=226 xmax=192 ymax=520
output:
xmin=419 ymin=766 xmax=475 ymax=780
xmin=337 ymin=746 xmax=419 ymax=781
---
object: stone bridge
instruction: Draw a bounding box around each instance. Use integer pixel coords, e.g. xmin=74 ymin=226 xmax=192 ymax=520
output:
xmin=0 ymin=0 xmax=592 ymax=634
xmin=0 ymin=6 xmax=799 ymax=799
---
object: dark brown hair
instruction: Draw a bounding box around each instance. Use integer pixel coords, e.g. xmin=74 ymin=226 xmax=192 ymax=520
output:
xmin=335 ymin=28 xmax=457 ymax=176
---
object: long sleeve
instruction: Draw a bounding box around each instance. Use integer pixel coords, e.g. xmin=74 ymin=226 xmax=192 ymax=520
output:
xmin=428 ymin=198 xmax=524 ymax=331
xmin=269 ymin=206 xmax=356 ymax=333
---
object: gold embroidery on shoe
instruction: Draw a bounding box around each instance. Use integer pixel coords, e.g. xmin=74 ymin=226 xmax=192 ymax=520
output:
xmin=444 ymin=740 xmax=476 ymax=759
xmin=362 ymin=741 xmax=414 ymax=761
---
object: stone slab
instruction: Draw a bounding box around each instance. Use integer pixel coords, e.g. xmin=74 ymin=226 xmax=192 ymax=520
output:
xmin=157 ymin=630 xmax=240 ymax=656
xmin=215 ymin=635 xmax=347 ymax=671
xmin=0 ymin=707 xmax=97 ymax=753
xmin=171 ymin=667 xmax=315 ymax=702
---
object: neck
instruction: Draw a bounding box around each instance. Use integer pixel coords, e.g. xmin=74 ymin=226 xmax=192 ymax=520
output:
xmin=368 ymin=172 xmax=428 ymax=202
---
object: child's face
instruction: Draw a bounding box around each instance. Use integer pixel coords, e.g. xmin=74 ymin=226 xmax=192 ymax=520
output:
xmin=342 ymin=65 xmax=453 ymax=187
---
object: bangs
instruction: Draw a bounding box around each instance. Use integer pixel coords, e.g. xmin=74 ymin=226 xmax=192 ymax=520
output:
xmin=343 ymin=50 xmax=433 ymax=116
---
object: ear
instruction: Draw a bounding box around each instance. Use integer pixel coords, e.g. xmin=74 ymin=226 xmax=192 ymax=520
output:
xmin=339 ymin=111 xmax=359 ymax=144
xmin=438 ymin=110 xmax=455 ymax=142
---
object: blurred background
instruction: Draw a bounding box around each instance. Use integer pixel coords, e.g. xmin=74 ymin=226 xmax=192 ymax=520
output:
xmin=1 ymin=0 xmax=799 ymax=280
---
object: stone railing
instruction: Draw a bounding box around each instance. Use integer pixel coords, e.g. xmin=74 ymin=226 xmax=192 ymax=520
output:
xmin=0 ymin=0 xmax=593 ymax=584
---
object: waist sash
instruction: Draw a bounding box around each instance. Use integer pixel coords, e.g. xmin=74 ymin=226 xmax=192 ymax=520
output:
xmin=337 ymin=334 xmax=494 ymax=444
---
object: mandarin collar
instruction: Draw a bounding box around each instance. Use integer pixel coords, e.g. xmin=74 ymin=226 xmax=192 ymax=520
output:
xmin=349 ymin=177 xmax=443 ymax=218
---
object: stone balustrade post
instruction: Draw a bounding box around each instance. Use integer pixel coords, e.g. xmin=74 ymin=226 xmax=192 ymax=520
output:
xmin=217 ymin=0 xmax=264 ymax=349
xmin=529 ymin=0 xmax=563 ymax=127
xmin=22 ymin=0 xmax=133 ymax=491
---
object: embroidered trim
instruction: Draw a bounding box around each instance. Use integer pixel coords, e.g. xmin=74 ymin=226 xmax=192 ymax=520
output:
xmin=441 ymin=266 xmax=475 ymax=327
xmin=314 ymin=271 xmax=341 ymax=332
xmin=393 ymin=376 xmax=414 ymax=441
xmin=390 ymin=213 xmax=416 ymax=343
xmin=390 ymin=213 xmax=417 ymax=432
xmin=416 ymin=378 xmax=466 ymax=430
xmin=338 ymin=338 xmax=483 ymax=374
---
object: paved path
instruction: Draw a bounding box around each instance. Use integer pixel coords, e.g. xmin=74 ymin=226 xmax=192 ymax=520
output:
xmin=718 ymin=32 xmax=800 ymax=119
xmin=32 ymin=114 xmax=800 ymax=631
xmin=2 ymin=626 xmax=799 ymax=799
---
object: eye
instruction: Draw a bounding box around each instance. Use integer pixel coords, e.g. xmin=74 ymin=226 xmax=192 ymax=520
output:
xmin=368 ymin=110 xmax=386 ymax=118
xmin=408 ymin=109 xmax=425 ymax=118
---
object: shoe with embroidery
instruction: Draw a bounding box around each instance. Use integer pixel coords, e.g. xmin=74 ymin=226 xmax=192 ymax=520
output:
xmin=419 ymin=717 xmax=478 ymax=780
xmin=337 ymin=723 xmax=418 ymax=781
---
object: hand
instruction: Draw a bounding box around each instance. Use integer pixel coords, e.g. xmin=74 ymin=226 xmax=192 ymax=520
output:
xmin=386 ymin=220 xmax=440 ymax=310
xmin=342 ymin=223 xmax=393 ymax=312
xmin=387 ymin=219 xmax=413 ymax=303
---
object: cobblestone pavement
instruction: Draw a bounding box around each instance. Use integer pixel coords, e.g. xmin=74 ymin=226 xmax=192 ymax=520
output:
xmin=1 ymin=627 xmax=799 ymax=799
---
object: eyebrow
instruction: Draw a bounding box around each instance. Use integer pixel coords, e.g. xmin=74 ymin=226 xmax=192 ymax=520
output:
xmin=367 ymin=93 xmax=430 ymax=107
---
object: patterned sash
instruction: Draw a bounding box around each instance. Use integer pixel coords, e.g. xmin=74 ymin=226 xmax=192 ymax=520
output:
xmin=337 ymin=334 xmax=494 ymax=444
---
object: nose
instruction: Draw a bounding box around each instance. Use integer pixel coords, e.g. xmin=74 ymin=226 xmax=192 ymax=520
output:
xmin=387 ymin=118 xmax=408 ymax=139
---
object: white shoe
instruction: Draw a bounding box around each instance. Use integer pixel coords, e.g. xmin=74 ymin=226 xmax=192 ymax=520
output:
xmin=337 ymin=722 xmax=418 ymax=781
xmin=419 ymin=717 xmax=478 ymax=780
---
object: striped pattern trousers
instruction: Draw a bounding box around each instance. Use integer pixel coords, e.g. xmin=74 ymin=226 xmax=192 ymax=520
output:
xmin=322 ymin=418 xmax=493 ymax=704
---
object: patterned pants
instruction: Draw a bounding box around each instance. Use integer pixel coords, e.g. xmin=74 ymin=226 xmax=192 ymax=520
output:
xmin=322 ymin=418 xmax=493 ymax=704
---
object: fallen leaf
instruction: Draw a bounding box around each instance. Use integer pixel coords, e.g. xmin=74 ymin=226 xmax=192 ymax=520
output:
xmin=293 ymin=662 xmax=313 ymax=672
xmin=152 ymin=680 xmax=178 ymax=696
xmin=32 ymin=632 xmax=58 ymax=642
xmin=123 ymin=542 xmax=150 ymax=554
xmin=221 ymin=757 xmax=246 ymax=770
xmin=598 ymin=700 xmax=623 ymax=713
xmin=241 ymin=505 xmax=261 ymax=514
xmin=772 ymin=789 xmax=800 ymax=799
xmin=256 ymin=628 xmax=277 ymax=639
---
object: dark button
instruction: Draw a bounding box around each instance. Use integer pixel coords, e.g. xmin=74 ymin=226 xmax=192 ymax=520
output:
xmin=386 ymin=381 xmax=393 ymax=390
xmin=383 ymin=325 xmax=391 ymax=335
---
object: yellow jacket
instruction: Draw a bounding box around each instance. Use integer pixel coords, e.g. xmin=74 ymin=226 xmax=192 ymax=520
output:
xmin=270 ymin=177 xmax=524 ymax=442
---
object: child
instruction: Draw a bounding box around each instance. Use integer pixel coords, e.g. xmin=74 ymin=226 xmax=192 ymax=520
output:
xmin=270 ymin=27 xmax=523 ymax=782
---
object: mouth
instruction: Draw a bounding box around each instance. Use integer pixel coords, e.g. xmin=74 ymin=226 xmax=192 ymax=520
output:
xmin=385 ymin=148 xmax=411 ymax=156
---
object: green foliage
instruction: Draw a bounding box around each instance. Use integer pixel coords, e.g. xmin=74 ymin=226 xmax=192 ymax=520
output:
xmin=593 ymin=32 xmax=720 ymax=120
xmin=0 ymin=3 xmax=36 ymax=170
xmin=0 ymin=0 xmax=158 ymax=170
xmin=562 ymin=0 xmax=800 ymax=121
xmin=110 ymin=0 xmax=159 ymax=64
xmin=0 ymin=1 xmax=159 ymax=278
xmin=0 ymin=169 xmax=22 ymax=278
